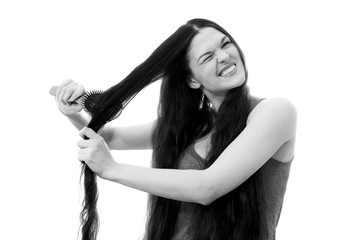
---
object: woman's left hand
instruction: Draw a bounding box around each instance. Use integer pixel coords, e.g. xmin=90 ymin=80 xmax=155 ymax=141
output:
xmin=77 ymin=127 xmax=116 ymax=179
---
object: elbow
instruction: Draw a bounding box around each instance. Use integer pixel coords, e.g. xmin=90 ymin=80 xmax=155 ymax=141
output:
xmin=195 ymin=181 xmax=218 ymax=206
xmin=199 ymin=196 xmax=216 ymax=206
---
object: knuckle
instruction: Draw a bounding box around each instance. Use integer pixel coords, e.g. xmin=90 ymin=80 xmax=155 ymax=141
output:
xmin=78 ymin=153 xmax=85 ymax=161
xmin=93 ymin=139 xmax=101 ymax=148
xmin=89 ymin=141 xmax=97 ymax=149
xmin=96 ymin=138 xmax=104 ymax=145
xmin=60 ymin=79 xmax=72 ymax=87
xmin=60 ymin=86 xmax=67 ymax=94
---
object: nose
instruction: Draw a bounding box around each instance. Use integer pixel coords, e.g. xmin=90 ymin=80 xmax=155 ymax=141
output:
xmin=217 ymin=49 xmax=230 ymax=63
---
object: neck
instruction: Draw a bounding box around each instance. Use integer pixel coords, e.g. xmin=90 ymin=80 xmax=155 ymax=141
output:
xmin=204 ymin=92 xmax=226 ymax=113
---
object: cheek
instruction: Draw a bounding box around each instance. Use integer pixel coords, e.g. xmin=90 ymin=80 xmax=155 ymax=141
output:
xmin=234 ymin=52 xmax=245 ymax=70
xmin=201 ymin=63 xmax=217 ymax=79
xmin=193 ymin=65 xmax=214 ymax=85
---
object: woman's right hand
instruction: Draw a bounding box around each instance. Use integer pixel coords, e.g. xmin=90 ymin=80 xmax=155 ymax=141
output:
xmin=55 ymin=79 xmax=85 ymax=116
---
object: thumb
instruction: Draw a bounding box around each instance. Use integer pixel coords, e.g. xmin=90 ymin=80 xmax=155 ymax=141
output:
xmin=79 ymin=127 xmax=99 ymax=140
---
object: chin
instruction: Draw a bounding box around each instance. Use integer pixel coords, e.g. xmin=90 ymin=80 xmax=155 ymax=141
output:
xmin=232 ymin=74 xmax=246 ymax=88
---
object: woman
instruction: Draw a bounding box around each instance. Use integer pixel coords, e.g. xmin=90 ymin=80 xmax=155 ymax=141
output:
xmin=54 ymin=18 xmax=296 ymax=240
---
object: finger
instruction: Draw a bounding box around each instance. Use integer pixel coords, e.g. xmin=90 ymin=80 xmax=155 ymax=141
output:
xmin=55 ymin=85 xmax=61 ymax=101
xmin=56 ymin=79 xmax=75 ymax=101
xmin=63 ymin=86 xmax=77 ymax=103
xmin=55 ymin=84 xmax=65 ymax=102
xmin=77 ymin=151 xmax=88 ymax=163
xmin=68 ymin=85 xmax=85 ymax=102
xmin=78 ymin=148 xmax=87 ymax=154
xmin=79 ymin=127 xmax=100 ymax=140
xmin=58 ymin=80 xmax=77 ymax=102
xmin=59 ymin=86 xmax=69 ymax=104
xmin=59 ymin=79 xmax=75 ymax=88
xmin=77 ymin=149 xmax=90 ymax=161
xmin=77 ymin=139 xmax=90 ymax=149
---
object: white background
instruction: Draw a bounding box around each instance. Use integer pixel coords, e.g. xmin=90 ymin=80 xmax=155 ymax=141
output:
xmin=1 ymin=0 xmax=359 ymax=239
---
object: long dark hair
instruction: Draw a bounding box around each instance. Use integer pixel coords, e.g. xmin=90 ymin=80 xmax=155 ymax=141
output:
xmin=80 ymin=18 xmax=268 ymax=240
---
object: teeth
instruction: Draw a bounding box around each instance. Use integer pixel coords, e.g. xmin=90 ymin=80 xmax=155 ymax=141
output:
xmin=220 ymin=64 xmax=236 ymax=77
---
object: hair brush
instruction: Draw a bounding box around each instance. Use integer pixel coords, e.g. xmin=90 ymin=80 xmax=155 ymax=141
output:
xmin=49 ymin=86 xmax=104 ymax=115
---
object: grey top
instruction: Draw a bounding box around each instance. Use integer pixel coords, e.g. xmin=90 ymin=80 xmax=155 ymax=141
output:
xmin=170 ymin=98 xmax=293 ymax=239
xmin=172 ymin=144 xmax=293 ymax=240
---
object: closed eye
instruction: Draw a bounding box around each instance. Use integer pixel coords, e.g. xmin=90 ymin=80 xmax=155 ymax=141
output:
xmin=222 ymin=41 xmax=232 ymax=48
xmin=203 ymin=54 xmax=213 ymax=63
xmin=199 ymin=38 xmax=231 ymax=64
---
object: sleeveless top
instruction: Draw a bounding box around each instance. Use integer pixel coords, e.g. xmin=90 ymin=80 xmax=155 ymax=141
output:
xmin=171 ymin=98 xmax=293 ymax=240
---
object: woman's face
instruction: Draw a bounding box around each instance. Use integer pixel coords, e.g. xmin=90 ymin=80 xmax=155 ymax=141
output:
xmin=187 ymin=27 xmax=246 ymax=101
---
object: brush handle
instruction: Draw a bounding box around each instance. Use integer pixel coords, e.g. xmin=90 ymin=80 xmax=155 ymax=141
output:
xmin=49 ymin=86 xmax=83 ymax=104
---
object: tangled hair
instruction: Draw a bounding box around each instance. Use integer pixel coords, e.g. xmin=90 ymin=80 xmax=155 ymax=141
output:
xmin=80 ymin=18 xmax=269 ymax=240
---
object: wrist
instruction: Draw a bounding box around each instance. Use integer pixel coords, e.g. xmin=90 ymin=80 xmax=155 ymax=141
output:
xmin=103 ymin=162 xmax=122 ymax=182
xmin=63 ymin=111 xmax=89 ymax=131
xmin=64 ymin=112 xmax=81 ymax=119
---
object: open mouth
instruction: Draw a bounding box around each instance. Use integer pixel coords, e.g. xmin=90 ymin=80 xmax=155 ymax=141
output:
xmin=219 ymin=64 xmax=236 ymax=77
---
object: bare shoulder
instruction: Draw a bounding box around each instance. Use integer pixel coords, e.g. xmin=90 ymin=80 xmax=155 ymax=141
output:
xmin=246 ymin=97 xmax=297 ymax=162
xmin=247 ymin=97 xmax=297 ymax=126
xmin=247 ymin=97 xmax=297 ymax=145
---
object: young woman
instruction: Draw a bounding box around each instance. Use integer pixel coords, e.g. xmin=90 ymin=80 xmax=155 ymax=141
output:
xmin=54 ymin=19 xmax=296 ymax=240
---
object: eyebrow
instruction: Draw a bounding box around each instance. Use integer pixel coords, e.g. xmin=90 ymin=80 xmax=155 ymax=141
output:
xmin=197 ymin=36 xmax=228 ymax=63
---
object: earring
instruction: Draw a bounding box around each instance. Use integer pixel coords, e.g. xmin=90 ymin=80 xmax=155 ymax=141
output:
xmin=199 ymin=93 xmax=205 ymax=109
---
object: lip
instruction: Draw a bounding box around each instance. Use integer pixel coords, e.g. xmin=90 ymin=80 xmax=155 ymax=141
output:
xmin=218 ymin=63 xmax=236 ymax=77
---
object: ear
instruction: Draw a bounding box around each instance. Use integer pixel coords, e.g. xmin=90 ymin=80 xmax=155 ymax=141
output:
xmin=187 ymin=77 xmax=201 ymax=89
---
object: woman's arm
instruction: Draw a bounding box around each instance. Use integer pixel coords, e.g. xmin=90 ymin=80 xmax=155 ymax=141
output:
xmin=101 ymin=120 xmax=156 ymax=150
xmin=78 ymin=97 xmax=297 ymax=205
xmin=63 ymin=112 xmax=155 ymax=150
xmin=54 ymin=79 xmax=155 ymax=150
xmin=55 ymin=79 xmax=89 ymax=130
xmin=202 ymin=97 xmax=297 ymax=203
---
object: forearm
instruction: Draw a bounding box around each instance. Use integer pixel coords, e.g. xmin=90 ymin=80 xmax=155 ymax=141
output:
xmin=65 ymin=112 xmax=89 ymax=131
xmin=106 ymin=163 xmax=212 ymax=205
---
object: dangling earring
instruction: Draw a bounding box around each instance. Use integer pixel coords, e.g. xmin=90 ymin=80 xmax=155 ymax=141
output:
xmin=199 ymin=93 xmax=205 ymax=109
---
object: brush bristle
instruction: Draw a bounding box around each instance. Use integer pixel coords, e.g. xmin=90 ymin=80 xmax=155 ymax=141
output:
xmin=80 ymin=90 xmax=104 ymax=116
